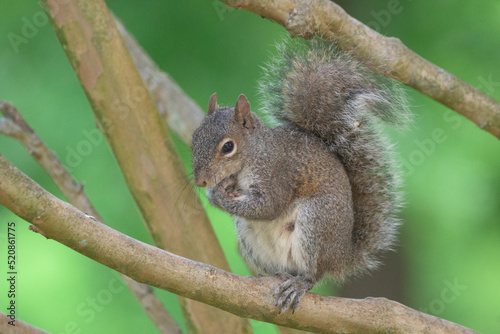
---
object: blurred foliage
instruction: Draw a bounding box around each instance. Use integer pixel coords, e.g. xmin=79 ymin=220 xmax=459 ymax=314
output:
xmin=0 ymin=0 xmax=499 ymax=333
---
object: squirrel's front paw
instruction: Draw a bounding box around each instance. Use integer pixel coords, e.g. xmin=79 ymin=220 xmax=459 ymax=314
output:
xmin=274 ymin=273 xmax=315 ymax=313
xmin=218 ymin=175 xmax=241 ymax=198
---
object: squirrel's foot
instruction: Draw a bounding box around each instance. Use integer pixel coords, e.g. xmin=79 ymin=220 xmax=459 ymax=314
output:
xmin=274 ymin=272 xmax=315 ymax=314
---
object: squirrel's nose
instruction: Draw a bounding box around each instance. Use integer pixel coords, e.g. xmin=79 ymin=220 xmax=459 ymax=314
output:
xmin=193 ymin=177 xmax=207 ymax=188
xmin=193 ymin=168 xmax=209 ymax=187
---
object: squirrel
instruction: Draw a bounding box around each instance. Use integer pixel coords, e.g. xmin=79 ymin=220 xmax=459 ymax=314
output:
xmin=191 ymin=38 xmax=410 ymax=313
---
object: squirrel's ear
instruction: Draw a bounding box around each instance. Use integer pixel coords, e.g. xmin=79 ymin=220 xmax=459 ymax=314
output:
xmin=234 ymin=94 xmax=253 ymax=130
xmin=208 ymin=93 xmax=218 ymax=115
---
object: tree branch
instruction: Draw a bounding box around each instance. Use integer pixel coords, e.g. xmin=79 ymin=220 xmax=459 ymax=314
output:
xmin=220 ymin=0 xmax=500 ymax=139
xmin=0 ymin=102 xmax=181 ymax=334
xmin=0 ymin=312 xmax=49 ymax=334
xmin=115 ymin=17 xmax=204 ymax=146
xmin=0 ymin=155 xmax=477 ymax=333
xmin=40 ymin=0 xmax=250 ymax=332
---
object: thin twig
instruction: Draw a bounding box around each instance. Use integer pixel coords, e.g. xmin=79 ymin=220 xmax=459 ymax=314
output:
xmin=0 ymin=102 xmax=181 ymax=334
xmin=220 ymin=0 xmax=500 ymax=139
xmin=122 ymin=276 xmax=182 ymax=334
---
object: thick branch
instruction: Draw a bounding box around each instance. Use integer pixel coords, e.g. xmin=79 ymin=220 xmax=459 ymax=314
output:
xmin=115 ymin=17 xmax=204 ymax=146
xmin=0 ymin=102 xmax=180 ymax=334
xmin=40 ymin=0 xmax=249 ymax=332
xmin=0 ymin=155 xmax=477 ymax=334
xmin=221 ymin=0 xmax=500 ymax=139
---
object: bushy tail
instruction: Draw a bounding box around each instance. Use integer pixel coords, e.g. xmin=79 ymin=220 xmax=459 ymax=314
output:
xmin=259 ymin=38 xmax=411 ymax=270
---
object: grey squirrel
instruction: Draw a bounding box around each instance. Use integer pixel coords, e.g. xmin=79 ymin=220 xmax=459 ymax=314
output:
xmin=191 ymin=38 xmax=410 ymax=313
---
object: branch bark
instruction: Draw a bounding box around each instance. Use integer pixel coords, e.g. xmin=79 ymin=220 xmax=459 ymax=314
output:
xmin=115 ymin=17 xmax=204 ymax=146
xmin=0 ymin=102 xmax=180 ymax=334
xmin=40 ymin=0 xmax=250 ymax=332
xmin=0 ymin=155 xmax=477 ymax=334
xmin=220 ymin=0 xmax=500 ymax=139
xmin=0 ymin=312 xmax=50 ymax=334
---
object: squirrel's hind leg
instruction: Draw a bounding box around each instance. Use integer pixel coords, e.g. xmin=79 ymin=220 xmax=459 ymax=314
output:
xmin=272 ymin=198 xmax=322 ymax=313
xmin=272 ymin=192 xmax=354 ymax=313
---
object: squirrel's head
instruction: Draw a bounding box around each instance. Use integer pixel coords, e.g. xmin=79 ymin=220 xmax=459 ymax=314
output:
xmin=192 ymin=93 xmax=261 ymax=188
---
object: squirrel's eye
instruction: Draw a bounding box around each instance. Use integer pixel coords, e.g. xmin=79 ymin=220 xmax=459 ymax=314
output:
xmin=221 ymin=141 xmax=234 ymax=155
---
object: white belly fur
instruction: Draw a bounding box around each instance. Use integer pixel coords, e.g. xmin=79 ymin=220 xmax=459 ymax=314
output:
xmin=235 ymin=200 xmax=308 ymax=275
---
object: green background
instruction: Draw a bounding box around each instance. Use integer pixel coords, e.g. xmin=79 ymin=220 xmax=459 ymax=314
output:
xmin=1 ymin=0 xmax=499 ymax=333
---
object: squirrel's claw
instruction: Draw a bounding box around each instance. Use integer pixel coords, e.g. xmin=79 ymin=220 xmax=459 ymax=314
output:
xmin=277 ymin=288 xmax=300 ymax=313
xmin=226 ymin=190 xmax=241 ymax=198
xmin=274 ymin=273 xmax=314 ymax=313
